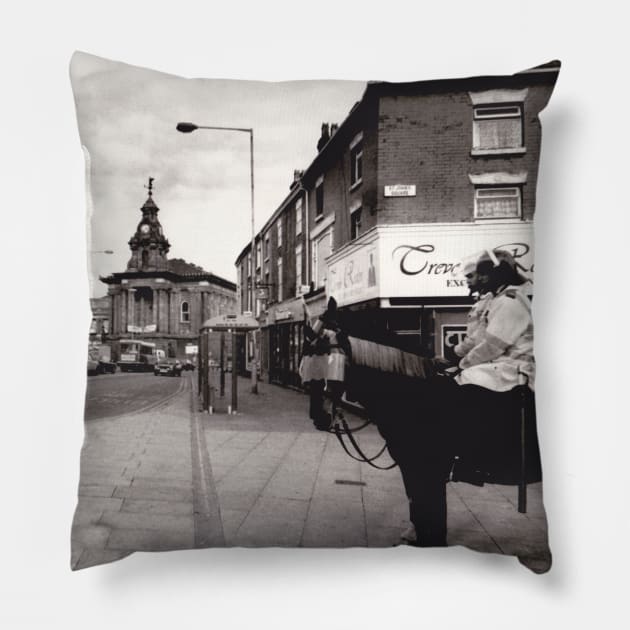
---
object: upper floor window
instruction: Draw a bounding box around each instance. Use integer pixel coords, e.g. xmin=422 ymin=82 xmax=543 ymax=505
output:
xmin=350 ymin=205 xmax=362 ymax=240
xmin=277 ymin=257 xmax=283 ymax=302
xmin=312 ymin=228 xmax=333 ymax=289
xmin=256 ymin=242 xmax=262 ymax=270
xmin=315 ymin=175 xmax=324 ymax=218
xmin=247 ymin=254 xmax=252 ymax=277
xmin=469 ymin=89 xmax=528 ymax=155
xmin=473 ymin=104 xmax=522 ymax=151
xmin=295 ymin=198 xmax=303 ymax=235
xmin=474 ymin=186 xmax=522 ymax=219
xmin=180 ymin=301 xmax=190 ymax=323
xmin=264 ymin=234 xmax=270 ymax=261
xmin=277 ymin=220 xmax=283 ymax=248
xmin=295 ymin=243 xmax=303 ymax=291
xmin=350 ymin=132 xmax=363 ymax=188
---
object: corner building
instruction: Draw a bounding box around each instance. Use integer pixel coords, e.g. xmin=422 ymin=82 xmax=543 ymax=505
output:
xmin=237 ymin=62 xmax=559 ymax=384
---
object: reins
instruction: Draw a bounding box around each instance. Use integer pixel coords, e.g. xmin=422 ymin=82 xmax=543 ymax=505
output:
xmin=329 ymin=406 xmax=398 ymax=470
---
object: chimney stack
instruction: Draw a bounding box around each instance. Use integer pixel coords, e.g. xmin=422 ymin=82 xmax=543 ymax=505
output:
xmin=289 ymin=169 xmax=304 ymax=190
xmin=317 ymin=123 xmax=330 ymax=152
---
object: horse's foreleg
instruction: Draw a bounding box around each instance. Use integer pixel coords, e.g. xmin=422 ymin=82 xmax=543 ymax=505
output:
xmin=408 ymin=468 xmax=448 ymax=547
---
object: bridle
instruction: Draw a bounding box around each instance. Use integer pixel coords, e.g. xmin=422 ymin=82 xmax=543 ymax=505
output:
xmin=328 ymin=401 xmax=398 ymax=470
xmin=324 ymin=360 xmax=459 ymax=471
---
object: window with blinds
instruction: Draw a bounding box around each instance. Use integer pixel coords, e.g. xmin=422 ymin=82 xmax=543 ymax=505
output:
xmin=474 ymin=187 xmax=521 ymax=219
xmin=473 ymin=104 xmax=523 ymax=151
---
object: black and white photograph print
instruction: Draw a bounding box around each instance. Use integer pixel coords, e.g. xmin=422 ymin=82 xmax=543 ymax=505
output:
xmin=71 ymin=51 xmax=558 ymax=573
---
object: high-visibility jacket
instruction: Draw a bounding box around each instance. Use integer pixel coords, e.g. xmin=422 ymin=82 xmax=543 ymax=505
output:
xmin=300 ymin=320 xmax=347 ymax=384
xmin=456 ymin=283 xmax=535 ymax=392
xmin=454 ymin=292 xmax=492 ymax=358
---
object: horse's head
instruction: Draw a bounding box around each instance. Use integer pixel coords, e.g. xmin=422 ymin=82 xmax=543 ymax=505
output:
xmin=320 ymin=296 xmax=340 ymax=330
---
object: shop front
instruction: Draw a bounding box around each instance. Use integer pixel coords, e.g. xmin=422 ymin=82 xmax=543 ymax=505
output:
xmin=326 ymin=221 xmax=534 ymax=357
xmin=264 ymin=297 xmax=314 ymax=388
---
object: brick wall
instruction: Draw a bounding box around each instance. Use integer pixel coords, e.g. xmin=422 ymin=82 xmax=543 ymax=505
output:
xmin=376 ymin=84 xmax=551 ymax=224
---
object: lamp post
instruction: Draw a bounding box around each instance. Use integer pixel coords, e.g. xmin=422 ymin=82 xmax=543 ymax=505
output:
xmin=176 ymin=122 xmax=258 ymax=394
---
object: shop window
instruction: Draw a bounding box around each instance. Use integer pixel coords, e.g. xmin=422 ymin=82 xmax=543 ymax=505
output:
xmin=474 ymin=186 xmax=522 ymax=219
xmin=350 ymin=206 xmax=362 ymax=240
xmin=180 ymin=301 xmax=190 ymax=323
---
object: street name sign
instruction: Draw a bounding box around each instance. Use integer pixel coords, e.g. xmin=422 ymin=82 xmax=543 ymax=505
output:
xmin=384 ymin=184 xmax=416 ymax=197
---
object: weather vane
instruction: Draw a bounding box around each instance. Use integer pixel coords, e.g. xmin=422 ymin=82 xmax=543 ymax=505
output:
xmin=145 ymin=177 xmax=154 ymax=196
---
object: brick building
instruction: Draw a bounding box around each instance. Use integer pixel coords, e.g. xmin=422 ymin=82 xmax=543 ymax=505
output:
xmin=236 ymin=62 xmax=559 ymax=385
xmin=101 ymin=181 xmax=237 ymax=362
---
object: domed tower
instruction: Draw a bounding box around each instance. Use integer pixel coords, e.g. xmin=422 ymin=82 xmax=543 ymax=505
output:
xmin=126 ymin=177 xmax=170 ymax=271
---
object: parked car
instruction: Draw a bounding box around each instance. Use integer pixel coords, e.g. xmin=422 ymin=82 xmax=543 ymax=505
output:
xmin=87 ymin=359 xmax=117 ymax=376
xmin=87 ymin=342 xmax=116 ymax=375
xmin=153 ymin=359 xmax=182 ymax=377
xmin=183 ymin=360 xmax=196 ymax=371
xmin=87 ymin=359 xmax=99 ymax=376
xmin=96 ymin=360 xmax=117 ymax=374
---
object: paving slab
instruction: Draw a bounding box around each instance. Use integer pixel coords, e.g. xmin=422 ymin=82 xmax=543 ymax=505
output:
xmin=121 ymin=498 xmax=194 ymax=516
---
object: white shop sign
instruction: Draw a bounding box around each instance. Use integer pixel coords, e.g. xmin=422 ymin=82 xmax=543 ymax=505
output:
xmin=327 ymin=239 xmax=379 ymax=307
xmin=327 ymin=223 xmax=534 ymax=306
xmin=381 ymin=223 xmax=534 ymax=298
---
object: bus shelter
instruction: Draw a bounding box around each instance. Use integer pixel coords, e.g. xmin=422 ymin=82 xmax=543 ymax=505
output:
xmin=199 ymin=313 xmax=260 ymax=414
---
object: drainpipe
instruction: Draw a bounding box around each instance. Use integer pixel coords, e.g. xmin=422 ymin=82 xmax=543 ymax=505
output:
xmin=304 ymin=185 xmax=310 ymax=287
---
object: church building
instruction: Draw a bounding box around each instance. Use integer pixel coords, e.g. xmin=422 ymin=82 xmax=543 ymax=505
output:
xmin=101 ymin=179 xmax=237 ymax=361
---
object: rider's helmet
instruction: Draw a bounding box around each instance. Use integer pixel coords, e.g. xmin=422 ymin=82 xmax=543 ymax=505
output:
xmin=476 ymin=249 xmax=528 ymax=293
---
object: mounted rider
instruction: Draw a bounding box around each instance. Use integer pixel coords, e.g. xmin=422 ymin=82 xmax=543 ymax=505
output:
xmin=456 ymin=249 xmax=534 ymax=391
xmin=299 ymin=297 xmax=349 ymax=430
xmin=453 ymin=255 xmax=493 ymax=359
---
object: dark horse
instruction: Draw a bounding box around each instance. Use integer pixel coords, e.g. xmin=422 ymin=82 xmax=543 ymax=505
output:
xmin=309 ymin=298 xmax=542 ymax=548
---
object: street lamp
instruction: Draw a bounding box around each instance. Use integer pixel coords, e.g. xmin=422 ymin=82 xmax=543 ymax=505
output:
xmin=177 ymin=121 xmax=258 ymax=394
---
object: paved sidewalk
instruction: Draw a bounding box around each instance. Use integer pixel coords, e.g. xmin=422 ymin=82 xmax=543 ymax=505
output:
xmin=72 ymin=372 xmax=550 ymax=570
xmin=203 ymin=376 xmax=550 ymax=563
xmin=72 ymin=377 xmax=197 ymax=569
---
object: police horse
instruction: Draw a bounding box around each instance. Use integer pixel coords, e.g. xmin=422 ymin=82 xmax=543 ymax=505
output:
xmin=305 ymin=298 xmax=541 ymax=548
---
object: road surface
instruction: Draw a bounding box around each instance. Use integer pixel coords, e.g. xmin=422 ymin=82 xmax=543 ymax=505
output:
xmin=84 ymin=371 xmax=185 ymax=421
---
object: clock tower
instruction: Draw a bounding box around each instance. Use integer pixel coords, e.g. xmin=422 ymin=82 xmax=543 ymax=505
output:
xmin=126 ymin=177 xmax=170 ymax=271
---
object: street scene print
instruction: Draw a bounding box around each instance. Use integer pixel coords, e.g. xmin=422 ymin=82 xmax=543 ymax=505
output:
xmin=72 ymin=52 xmax=558 ymax=571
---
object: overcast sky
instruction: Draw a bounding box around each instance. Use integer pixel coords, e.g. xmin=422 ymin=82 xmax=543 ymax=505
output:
xmin=71 ymin=52 xmax=366 ymax=297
